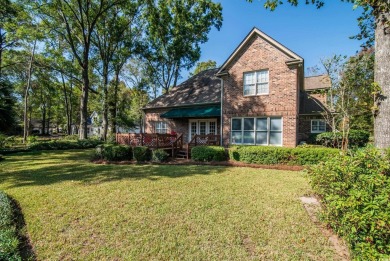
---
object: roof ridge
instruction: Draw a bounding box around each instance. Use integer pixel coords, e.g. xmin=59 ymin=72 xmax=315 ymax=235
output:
xmin=304 ymin=74 xmax=328 ymax=78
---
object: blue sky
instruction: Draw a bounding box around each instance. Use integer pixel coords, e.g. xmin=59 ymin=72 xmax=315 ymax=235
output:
xmin=181 ymin=0 xmax=364 ymax=81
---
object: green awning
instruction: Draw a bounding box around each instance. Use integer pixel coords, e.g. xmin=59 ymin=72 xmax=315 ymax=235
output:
xmin=160 ymin=105 xmax=221 ymax=118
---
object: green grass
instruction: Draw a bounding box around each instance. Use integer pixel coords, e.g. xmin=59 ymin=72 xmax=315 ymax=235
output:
xmin=0 ymin=150 xmax=339 ymax=260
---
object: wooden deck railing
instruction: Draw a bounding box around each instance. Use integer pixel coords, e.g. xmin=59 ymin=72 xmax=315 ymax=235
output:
xmin=116 ymin=133 xmax=182 ymax=149
xmin=116 ymin=133 xmax=219 ymax=159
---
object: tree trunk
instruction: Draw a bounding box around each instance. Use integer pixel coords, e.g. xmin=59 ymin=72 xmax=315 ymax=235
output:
xmin=374 ymin=12 xmax=390 ymax=149
xmin=102 ymin=66 xmax=109 ymax=141
xmin=111 ymin=70 xmax=120 ymax=134
xmin=23 ymin=41 xmax=37 ymax=144
xmin=42 ymin=105 xmax=46 ymax=135
xmin=61 ymin=74 xmax=72 ymax=135
xmin=79 ymin=65 xmax=89 ymax=140
xmin=47 ymin=97 xmax=51 ymax=135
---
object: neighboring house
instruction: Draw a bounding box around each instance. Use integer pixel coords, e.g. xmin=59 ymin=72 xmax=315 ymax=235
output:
xmin=72 ymin=111 xmax=141 ymax=137
xmin=30 ymin=119 xmax=61 ymax=135
xmin=143 ymin=27 xmax=330 ymax=147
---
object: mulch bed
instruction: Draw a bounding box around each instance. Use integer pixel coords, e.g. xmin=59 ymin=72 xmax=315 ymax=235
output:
xmin=91 ymin=158 xmax=304 ymax=171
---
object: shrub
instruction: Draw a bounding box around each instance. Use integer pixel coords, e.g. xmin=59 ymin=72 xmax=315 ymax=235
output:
xmin=152 ymin=149 xmax=169 ymax=163
xmin=76 ymin=139 xmax=102 ymax=149
xmin=316 ymin=130 xmax=370 ymax=148
xmin=0 ymin=191 xmax=21 ymax=261
xmin=228 ymin=146 xmax=339 ymax=165
xmin=62 ymin=135 xmax=79 ymax=141
xmin=306 ymin=133 xmax=320 ymax=144
xmin=384 ymin=148 xmax=390 ymax=161
xmin=27 ymin=135 xmax=37 ymax=144
xmin=0 ymin=155 xmax=4 ymax=161
xmin=133 ymin=146 xmax=151 ymax=162
xmin=95 ymin=144 xmax=132 ymax=161
xmin=308 ymin=147 xmax=390 ymax=260
xmin=0 ymin=134 xmax=6 ymax=149
xmin=29 ymin=139 xmax=102 ymax=151
xmin=191 ymin=146 xmax=227 ymax=162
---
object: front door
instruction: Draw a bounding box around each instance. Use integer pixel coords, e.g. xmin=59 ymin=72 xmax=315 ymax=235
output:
xmin=189 ymin=119 xmax=217 ymax=141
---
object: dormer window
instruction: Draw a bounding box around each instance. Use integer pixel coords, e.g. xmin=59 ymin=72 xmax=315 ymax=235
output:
xmin=243 ymin=70 xmax=269 ymax=96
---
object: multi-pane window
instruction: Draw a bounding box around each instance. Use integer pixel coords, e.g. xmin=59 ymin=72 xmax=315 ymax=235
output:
xmin=243 ymin=70 xmax=269 ymax=96
xmin=231 ymin=117 xmax=282 ymax=145
xmin=154 ymin=121 xmax=168 ymax=134
xmin=311 ymin=120 xmax=326 ymax=133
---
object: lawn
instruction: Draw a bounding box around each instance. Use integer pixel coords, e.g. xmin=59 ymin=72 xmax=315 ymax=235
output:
xmin=0 ymin=150 xmax=339 ymax=260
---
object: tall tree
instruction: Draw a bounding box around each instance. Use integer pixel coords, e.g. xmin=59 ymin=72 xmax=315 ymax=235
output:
xmin=92 ymin=1 xmax=140 ymax=140
xmin=0 ymin=0 xmax=17 ymax=79
xmin=142 ymin=0 xmax=222 ymax=93
xmin=341 ymin=49 xmax=375 ymax=132
xmin=33 ymin=0 xmax=124 ymax=139
xmin=190 ymin=59 xmax=217 ymax=76
xmin=246 ymin=0 xmax=390 ymax=148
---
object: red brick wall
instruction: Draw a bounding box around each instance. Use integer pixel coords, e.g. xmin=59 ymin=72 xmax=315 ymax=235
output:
xmin=221 ymin=34 xmax=301 ymax=147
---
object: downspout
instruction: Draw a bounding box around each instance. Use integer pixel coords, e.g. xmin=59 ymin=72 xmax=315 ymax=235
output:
xmin=220 ymin=78 xmax=224 ymax=146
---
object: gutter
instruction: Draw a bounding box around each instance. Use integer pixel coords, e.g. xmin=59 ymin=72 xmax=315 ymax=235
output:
xmin=142 ymin=102 xmax=221 ymax=111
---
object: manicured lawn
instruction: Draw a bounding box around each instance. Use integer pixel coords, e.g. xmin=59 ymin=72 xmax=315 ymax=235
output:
xmin=0 ymin=150 xmax=339 ymax=260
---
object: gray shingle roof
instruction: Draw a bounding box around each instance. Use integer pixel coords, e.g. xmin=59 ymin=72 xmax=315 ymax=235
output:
xmin=144 ymin=68 xmax=221 ymax=109
xmin=304 ymin=75 xmax=331 ymax=90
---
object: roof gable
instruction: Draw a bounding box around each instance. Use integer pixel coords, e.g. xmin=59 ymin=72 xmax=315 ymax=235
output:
xmin=216 ymin=27 xmax=303 ymax=76
xmin=144 ymin=68 xmax=221 ymax=109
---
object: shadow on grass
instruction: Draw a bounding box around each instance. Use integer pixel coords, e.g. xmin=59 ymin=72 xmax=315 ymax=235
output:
xmin=1 ymin=150 xmax=228 ymax=188
xmin=10 ymin=198 xmax=36 ymax=260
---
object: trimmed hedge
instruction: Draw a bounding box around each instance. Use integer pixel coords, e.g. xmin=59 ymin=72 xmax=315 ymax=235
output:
xmin=315 ymin=130 xmax=370 ymax=148
xmin=308 ymin=147 xmax=390 ymax=260
xmin=95 ymin=144 xmax=132 ymax=161
xmin=229 ymin=146 xmax=339 ymax=165
xmin=133 ymin=146 xmax=151 ymax=162
xmin=0 ymin=191 xmax=21 ymax=261
xmin=29 ymin=139 xmax=102 ymax=151
xmin=152 ymin=149 xmax=169 ymax=163
xmin=191 ymin=146 xmax=227 ymax=162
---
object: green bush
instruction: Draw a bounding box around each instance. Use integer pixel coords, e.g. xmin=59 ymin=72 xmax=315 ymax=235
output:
xmin=308 ymin=147 xmax=390 ymax=260
xmin=0 ymin=134 xmax=6 ymax=149
xmin=385 ymin=148 xmax=390 ymax=161
xmin=316 ymin=130 xmax=370 ymax=148
xmin=29 ymin=139 xmax=102 ymax=151
xmin=191 ymin=146 xmax=227 ymax=162
xmin=62 ymin=135 xmax=79 ymax=140
xmin=228 ymin=146 xmax=339 ymax=165
xmin=26 ymin=135 xmax=37 ymax=144
xmin=0 ymin=191 xmax=21 ymax=261
xmin=152 ymin=149 xmax=169 ymax=163
xmin=95 ymin=144 xmax=132 ymax=161
xmin=133 ymin=146 xmax=151 ymax=162
xmin=0 ymin=155 xmax=4 ymax=161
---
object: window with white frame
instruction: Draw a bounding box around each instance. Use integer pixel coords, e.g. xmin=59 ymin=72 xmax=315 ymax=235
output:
xmin=231 ymin=117 xmax=282 ymax=145
xmin=311 ymin=119 xmax=326 ymax=133
xmin=154 ymin=121 xmax=168 ymax=134
xmin=243 ymin=70 xmax=269 ymax=96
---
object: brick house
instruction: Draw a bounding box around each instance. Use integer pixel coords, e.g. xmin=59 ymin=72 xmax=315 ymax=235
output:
xmin=143 ymin=27 xmax=330 ymax=147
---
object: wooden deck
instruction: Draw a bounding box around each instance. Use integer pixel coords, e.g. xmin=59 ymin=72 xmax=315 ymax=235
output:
xmin=116 ymin=133 xmax=221 ymax=159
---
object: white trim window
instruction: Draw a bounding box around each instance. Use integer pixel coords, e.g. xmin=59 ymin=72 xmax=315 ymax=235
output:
xmin=231 ymin=117 xmax=282 ymax=146
xmin=243 ymin=70 xmax=269 ymax=96
xmin=154 ymin=121 xmax=168 ymax=134
xmin=311 ymin=119 xmax=326 ymax=133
